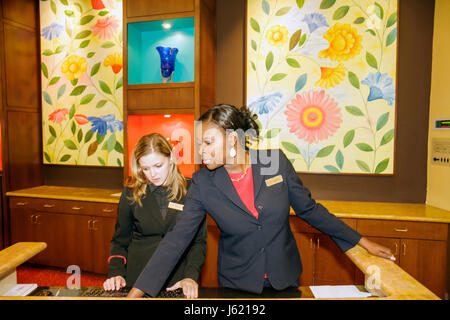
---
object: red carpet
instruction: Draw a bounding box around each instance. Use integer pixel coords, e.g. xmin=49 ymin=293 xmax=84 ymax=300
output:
xmin=16 ymin=264 xmax=106 ymax=287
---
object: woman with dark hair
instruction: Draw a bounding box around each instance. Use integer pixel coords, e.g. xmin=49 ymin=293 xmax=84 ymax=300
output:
xmin=127 ymin=105 xmax=393 ymax=298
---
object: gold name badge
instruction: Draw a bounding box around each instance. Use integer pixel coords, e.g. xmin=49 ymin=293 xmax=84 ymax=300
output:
xmin=168 ymin=202 xmax=184 ymax=211
xmin=265 ymin=175 xmax=283 ymax=187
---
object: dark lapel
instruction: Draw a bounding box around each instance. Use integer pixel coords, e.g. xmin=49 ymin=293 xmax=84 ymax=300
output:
xmin=212 ymin=166 xmax=254 ymax=218
xmin=251 ymin=150 xmax=264 ymax=202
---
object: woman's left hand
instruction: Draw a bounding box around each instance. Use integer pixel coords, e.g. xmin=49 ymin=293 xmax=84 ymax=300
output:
xmin=166 ymin=278 xmax=199 ymax=299
xmin=358 ymin=237 xmax=395 ymax=261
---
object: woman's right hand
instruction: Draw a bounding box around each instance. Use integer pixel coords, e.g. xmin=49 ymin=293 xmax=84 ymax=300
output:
xmin=103 ymin=276 xmax=126 ymax=291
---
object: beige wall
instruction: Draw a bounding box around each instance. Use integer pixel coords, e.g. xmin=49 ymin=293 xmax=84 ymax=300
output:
xmin=427 ymin=0 xmax=450 ymax=210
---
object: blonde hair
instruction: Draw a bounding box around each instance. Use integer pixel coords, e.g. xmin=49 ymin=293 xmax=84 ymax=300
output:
xmin=126 ymin=133 xmax=187 ymax=206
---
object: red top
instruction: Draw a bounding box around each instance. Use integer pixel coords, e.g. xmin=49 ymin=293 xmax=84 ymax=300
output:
xmin=228 ymin=166 xmax=258 ymax=219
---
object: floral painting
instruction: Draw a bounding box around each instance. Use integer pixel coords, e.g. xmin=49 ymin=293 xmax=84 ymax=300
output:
xmin=247 ymin=0 xmax=397 ymax=174
xmin=40 ymin=0 xmax=123 ymax=166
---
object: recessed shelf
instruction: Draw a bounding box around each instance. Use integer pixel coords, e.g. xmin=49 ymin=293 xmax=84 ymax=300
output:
xmin=127 ymin=17 xmax=195 ymax=85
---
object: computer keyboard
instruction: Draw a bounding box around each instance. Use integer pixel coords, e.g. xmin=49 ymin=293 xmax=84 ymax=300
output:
xmin=156 ymin=288 xmax=185 ymax=298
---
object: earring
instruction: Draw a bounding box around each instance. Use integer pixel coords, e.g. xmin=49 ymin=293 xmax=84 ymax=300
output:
xmin=229 ymin=147 xmax=237 ymax=158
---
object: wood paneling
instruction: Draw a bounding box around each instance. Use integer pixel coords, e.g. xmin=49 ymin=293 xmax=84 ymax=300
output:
xmin=127 ymin=86 xmax=195 ymax=111
xmin=6 ymin=111 xmax=43 ymax=191
xmin=3 ymin=23 xmax=39 ymax=110
xmin=1 ymin=0 xmax=36 ymax=29
xmin=127 ymin=0 xmax=195 ymax=18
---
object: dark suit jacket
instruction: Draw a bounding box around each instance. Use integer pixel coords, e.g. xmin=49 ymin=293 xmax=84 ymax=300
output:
xmin=134 ymin=149 xmax=362 ymax=296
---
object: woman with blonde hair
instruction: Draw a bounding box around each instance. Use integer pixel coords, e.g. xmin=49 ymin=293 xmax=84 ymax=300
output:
xmin=103 ymin=133 xmax=206 ymax=299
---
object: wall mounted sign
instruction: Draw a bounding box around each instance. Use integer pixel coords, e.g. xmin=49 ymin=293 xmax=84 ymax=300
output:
xmin=246 ymin=0 xmax=398 ymax=174
xmin=40 ymin=0 xmax=124 ymax=167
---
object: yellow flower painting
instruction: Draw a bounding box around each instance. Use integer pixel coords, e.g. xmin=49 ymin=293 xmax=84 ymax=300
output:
xmin=247 ymin=0 xmax=398 ymax=174
xmin=40 ymin=0 xmax=124 ymax=167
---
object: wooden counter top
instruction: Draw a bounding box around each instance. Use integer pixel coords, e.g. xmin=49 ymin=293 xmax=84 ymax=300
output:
xmin=5 ymin=185 xmax=450 ymax=223
xmin=6 ymin=185 xmax=122 ymax=204
xmin=0 ymin=242 xmax=47 ymax=280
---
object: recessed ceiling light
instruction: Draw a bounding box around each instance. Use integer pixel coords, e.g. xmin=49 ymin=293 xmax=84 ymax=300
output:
xmin=162 ymin=23 xmax=172 ymax=29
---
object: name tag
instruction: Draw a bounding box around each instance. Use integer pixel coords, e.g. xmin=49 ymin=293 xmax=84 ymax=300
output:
xmin=168 ymin=202 xmax=184 ymax=211
xmin=265 ymin=175 xmax=283 ymax=187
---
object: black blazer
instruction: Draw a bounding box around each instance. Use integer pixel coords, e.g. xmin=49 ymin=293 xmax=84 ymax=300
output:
xmin=108 ymin=179 xmax=207 ymax=288
xmin=134 ymin=149 xmax=362 ymax=296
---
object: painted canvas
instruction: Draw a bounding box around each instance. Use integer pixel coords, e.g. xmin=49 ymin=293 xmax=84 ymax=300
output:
xmin=40 ymin=0 xmax=124 ymax=166
xmin=246 ymin=0 xmax=397 ymax=174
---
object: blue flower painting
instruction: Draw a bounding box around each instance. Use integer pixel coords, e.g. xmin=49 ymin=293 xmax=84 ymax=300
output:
xmin=362 ymin=72 xmax=396 ymax=106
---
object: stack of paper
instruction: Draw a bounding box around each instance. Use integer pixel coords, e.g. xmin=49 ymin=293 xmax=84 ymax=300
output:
xmin=2 ymin=284 xmax=38 ymax=296
xmin=310 ymin=285 xmax=372 ymax=298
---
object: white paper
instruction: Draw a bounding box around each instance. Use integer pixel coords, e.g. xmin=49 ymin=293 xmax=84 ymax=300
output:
xmin=310 ymin=285 xmax=372 ymax=299
xmin=2 ymin=284 xmax=38 ymax=296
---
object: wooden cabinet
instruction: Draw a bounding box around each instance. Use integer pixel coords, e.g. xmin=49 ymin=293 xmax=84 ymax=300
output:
xmin=356 ymin=219 xmax=448 ymax=299
xmin=9 ymin=196 xmax=117 ymax=275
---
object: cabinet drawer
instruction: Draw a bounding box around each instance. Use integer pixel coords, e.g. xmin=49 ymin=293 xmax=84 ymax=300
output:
xmin=9 ymin=196 xmax=118 ymax=217
xmin=357 ymin=219 xmax=448 ymax=240
xmin=289 ymin=217 xmax=356 ymax=234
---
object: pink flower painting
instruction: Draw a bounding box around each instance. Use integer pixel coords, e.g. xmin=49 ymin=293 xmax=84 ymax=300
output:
xmin=91 ymin=16 xmax=119 ymax=40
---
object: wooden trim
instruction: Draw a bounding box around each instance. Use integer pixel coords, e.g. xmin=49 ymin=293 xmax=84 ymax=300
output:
xmin=127 ymin=82 xmax=195 ymax=90
xmin=127 ymin=108 xmax=195 ymax=115
xmin=123 ymin=0 xmax=129 ymax=180
xmin=1 ymin=17 xmax=35 ymax=33
xmin=126 ymin=11 xmax=195 ymax=23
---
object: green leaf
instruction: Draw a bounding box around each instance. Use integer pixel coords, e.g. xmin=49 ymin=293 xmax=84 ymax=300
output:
xmin=336 ymin=150 xmax=344 ymax=169
xmin=250 ymin=61 xmax=256 ymax=71
xmin=356 ymin=143 xmax=374 ymax=152
xmin=71 ymin=78 xmax=78 ymax=86
xmin=286 ymin=58 xmax=300 ymax=68
xmin=59 ymin=0 xmax=68 ymax=5
xmin=54 ymin=45 xmax=65 ymax=54
xmin=386 ymin=27 xmax=397 ymax=47
xmin=79 ymin=39 xmax=90 ymax=48
xmin=97 ymin=133 xmax=106 ymax=144
xmin=296 ymin=0 xmax=305 ymax=9
xmin=69 ymin=104 xmax=75 ymax=119
xmin=376 ymin=112 xmax=389 ymax=131
xmin=270 ymin=73 xmax=287 ymax=81
xmin=71 ymin=120 xmax=76 ymax=134
xmin=265 ymin=128 xmax=282 ymax=139
xmin=75 ymin=30 xmax=92 ymax=39
xmin=101 ymin=41 xmax=115 ymax=48
xmin=298 ymin=33 xmax=307 ymax=47
xmin=114 ymin=141 xmax=124 ymax=154
xmin=262 ymin=0 xmax=270 ymax=15
xmin=42 ymin=49 xmax=53 ymax=56
xmin=87 ymin=52 xmax=95 ymax=58
xmin=386 ymin=12 xmax=397 ymax=28
xmin=90 ymin=62 xmax=101 ymax=76
xmin=80 ymin=15 xmax=95 ymax=25
xmin=354 ymin=17 xmax=365 ymax=24
xmin=96 ymin=100 xmax=107 ymax=108
xmin=275 ymin=7 xmax=291 ymax=16
xmin=74 ymin=2 xmax=83 ymax=13
xmin=48 ymin=76 xmax=60 ymax=86
xmin=366 ymin=52 xmax=378 ymax=69
xmin=289 ymin=29 xmax=302 ymax=51
xmin=374 ymin=2 xmax=384 ymax=20
xmin=345 ymin=105 xmax=364 ymax=116
xmin=366 ymin=29 xmax=376 ymax=36
xmin=51 ymin=0 xmax=57 ymax=15
xmin=80 ymin=93 xmax=95 ymax=105
xmin=380 ymin=129 xmax=395 ymax=146
xmin=70 ymin=85 xmax=87 ymax=96
xmin=343 ymin=129 xmax=355 ymax=148
xmin=42 ymin=91 xmax=52 ymax=105
xmin=57 ymin=84 xmax=66 ymax=99
xmin=98 ymin=10 xmax=109 ymax=16
xmin=348 ymin=71 xmax=360 ymax=89
xmin=116 ymin=77 xmax=123 ymax=89
xmin=64 ymin=139 xmax=78 ymax=150
xmin=84 ymin=130 xmax=94 ymax=143
xmin=316 ymin=145 xmax=335 ymax=158
xmin=41 ymin=62 xmax=48 ymax=78
xmin=99 ymin=80 xmax=112 ymax=95
xmin=44 ymin=152 xmax=52 ymax=163
xmin=265 ymin=51 xmax=274 ymax=71
xmin=250 ymin=17 xmax=260 ymax=33
xmin=117 ymin=158 xmax=123 ymax=167
xmin=324 ymin=165 xmax=340 ymax=173
xmin=105 ymin=134 xmax=116 ymax=152
xmin=97 ymin=157 xmax=106 ymax=166
xmin=49 ymin=125 xmax=57 ymax=137
xmin=251 ymin=39 xmax=257 ymax=51
xmin=87 ymin=141 xmax=98 ymax=156
xmin=282 ymin=141 xmax=301 ymax=154
xmin=333 ymin=6 xmax=349 ymax=20
xmin=320 ymin=0 xmax=336 ymax=9
xmin=375 ymin=158 xmax=389 ymax=174
xmin=60 ymin=154 xmax=71 ymax=162
xmin=47 ymin=135 xmax=56 ymax=145
xmin=77 ymin=129 xmax=83 ymax=143
xmin=295 ymin=74 xmax=307 ymax=92
xmin=356 ymin=160 xmax=371 ymax=173
xmin=64 ymin=10 xmax=74 ymax=17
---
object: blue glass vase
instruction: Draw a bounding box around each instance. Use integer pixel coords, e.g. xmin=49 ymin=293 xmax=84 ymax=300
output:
xmin=156 ymin=45 xmax=179 ymax=83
